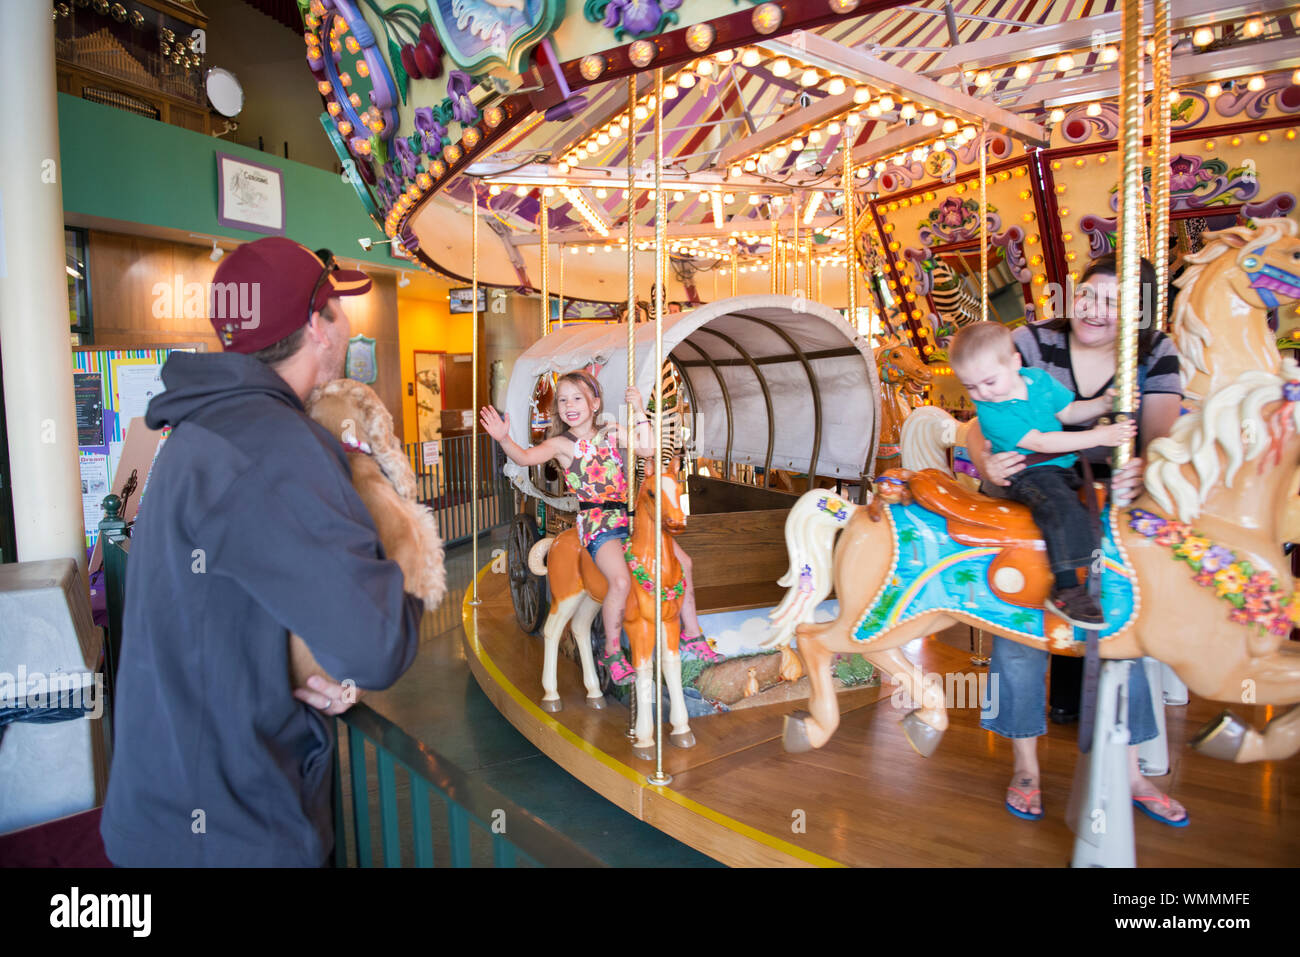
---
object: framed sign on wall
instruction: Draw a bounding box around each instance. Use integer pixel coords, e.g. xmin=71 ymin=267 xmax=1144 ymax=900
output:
xmin=216 ymin=152 xmax=285 ymax=235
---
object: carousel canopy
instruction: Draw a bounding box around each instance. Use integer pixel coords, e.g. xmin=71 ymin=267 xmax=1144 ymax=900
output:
xmin=502 ymin=294 xmax=882 ymax=504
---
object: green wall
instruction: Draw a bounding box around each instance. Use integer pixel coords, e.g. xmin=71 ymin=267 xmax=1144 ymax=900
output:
xmin=56 ymin=93 xmax=395 ymax=264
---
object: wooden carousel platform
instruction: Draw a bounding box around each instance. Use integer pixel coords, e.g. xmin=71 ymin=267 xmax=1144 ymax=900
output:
xmin=461 ymin=566 xmax=1298 ymax=867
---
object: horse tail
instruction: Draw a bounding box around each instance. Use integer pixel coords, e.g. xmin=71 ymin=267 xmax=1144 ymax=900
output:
xmin=765 ymin=489 xmax=859 ymax=647
xmin=901 ymin=405 xmax=963 ymax=475
xmin=528 ymin=536 xmax=555 ymax=576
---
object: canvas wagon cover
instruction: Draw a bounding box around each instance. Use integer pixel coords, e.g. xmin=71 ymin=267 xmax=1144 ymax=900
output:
xmin=501 ymin=295 xmax=881 ymax=506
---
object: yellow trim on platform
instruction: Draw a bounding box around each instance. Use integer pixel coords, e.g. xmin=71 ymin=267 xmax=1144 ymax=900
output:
xmin=461 ymin=563 xmax=845 ymax=868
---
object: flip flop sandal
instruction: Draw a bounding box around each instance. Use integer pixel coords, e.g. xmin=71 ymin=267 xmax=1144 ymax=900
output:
xmin=680 ymin=633 xmax=721 ymax=662
xmin=1132 ymin=794 xmax=1190 ymax=828
xmin=1005 ymin=784 xmax=1044 ymax=821
xmin=600 ymin=648 xmax=636 ymax=686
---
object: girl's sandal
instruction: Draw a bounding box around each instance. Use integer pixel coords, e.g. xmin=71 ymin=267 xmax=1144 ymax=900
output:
xmin=600 ymin=648 xmax=636 ymax=686
xmin=680 ymin=633 xmax=721 ymax=662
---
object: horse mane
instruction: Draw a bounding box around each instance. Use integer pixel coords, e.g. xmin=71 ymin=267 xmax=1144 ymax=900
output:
xmin=1173 ymin=218 xmax=1300 ymax=394
xmin=1144 ymin=359 xmax=1300 ymax=522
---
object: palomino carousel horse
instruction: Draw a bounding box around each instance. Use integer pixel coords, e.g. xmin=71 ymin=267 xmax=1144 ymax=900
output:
xmin=1172 ymin=217 xmax=1299 ymax=404
xmin=875 ymin=337 xmax=933 ymax=471
xmin=767 ymin=360 xmax=1300 ymax=762
xmin=527 ymin=462 xmax=695 ymax=759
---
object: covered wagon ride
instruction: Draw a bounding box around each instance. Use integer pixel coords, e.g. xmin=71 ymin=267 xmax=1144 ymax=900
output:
xmin=497 ymin=294 xmax=882 ymax=753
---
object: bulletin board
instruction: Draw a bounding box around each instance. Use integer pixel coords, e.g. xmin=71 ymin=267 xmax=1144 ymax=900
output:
xmin=72 ymin=344 xmax=205 ymax=557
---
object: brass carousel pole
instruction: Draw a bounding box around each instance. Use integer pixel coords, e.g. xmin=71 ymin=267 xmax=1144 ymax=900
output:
xmin=469 ymin=180 xmax=482 ymax=605
xmin=540 ymin=197 xmax=550 ymax=336
xmin=1115 ymin=0 xmax=1143 ymax=470
xmin=731 ymin=247 xmax=738 ymax=297
xmin=1152 ymin=0 xmax=1171 ymax=331
xmin=649 ymin=66 xmax=670 ymax=788
xmin=979 ymin=122 xmax=989 ymax=325
xmin=770 ymin=216 xmax=778 ymax=293
xmin=557 ymin=239 xmax=565 ymax=329
xmin=972 ymin=122 xmax=991 ymax=666
xmin=625 ymin=74 xmax=638 ymax=743
xmin=843 ymin=137 xmax=857 ymax=323
xmin=792 ymin=194 xmax=800 ymax=295
xmin=626 ymin=75 xmax=637 ymax=511
xmin=805 ymin=237 xmax=813 ymax=299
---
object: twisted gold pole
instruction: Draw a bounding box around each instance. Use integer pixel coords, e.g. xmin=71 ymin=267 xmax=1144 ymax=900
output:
xmin=540 ymin=196 xmax=549 ymax=336
xmin=792 ymin=194 xmax=800 ymax=296
xmin=470 ymin=180 xmax=481 ymax=604
xmin=557 ymin=239 xmax=564 ymax=329
xmin=843 ymin=138 xmax=857 ymax=322
xmin=1115 ymin=0 xmax=1144 ymax=472
xmin=626 ymin=74 xmax=637 ymax=517
xmin=770 ymin=217 xmax=778 ymax=293
xmin=1152 ymin=0 xmax=1171 ymax=331
xmin=731 ymin=246 xmax=738 ymax=297
xmin=649 ymin=67 xmax=669 ymax=788
xmin=979 ymin=122 xmax=988 ymax=326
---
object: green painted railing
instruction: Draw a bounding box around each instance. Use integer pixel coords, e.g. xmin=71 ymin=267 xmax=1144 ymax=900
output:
xmin=333 ymin=703 xmax=604 ymax=868
xmin=98 ymin=501 xmax=603 ymax=869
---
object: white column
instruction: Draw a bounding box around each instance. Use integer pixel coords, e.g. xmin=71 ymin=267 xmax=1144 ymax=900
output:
xmin=0 ymin=2 xmax=84 ymax=571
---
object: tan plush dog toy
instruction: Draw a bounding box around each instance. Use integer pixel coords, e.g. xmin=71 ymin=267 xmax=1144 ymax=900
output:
xmin=289 ymin=378 xmax=447 ymax=689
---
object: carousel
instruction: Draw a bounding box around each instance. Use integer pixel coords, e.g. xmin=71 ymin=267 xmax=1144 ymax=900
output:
xmin=302 ymin=0 xmax=1300 ymax=865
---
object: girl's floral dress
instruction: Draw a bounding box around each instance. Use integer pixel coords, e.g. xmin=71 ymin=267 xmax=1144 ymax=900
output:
xmin=563 ymin=428 xmax=630 ymax=548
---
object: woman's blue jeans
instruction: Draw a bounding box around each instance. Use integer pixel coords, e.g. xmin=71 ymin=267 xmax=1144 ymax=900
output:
xmin=980 ymin=635 xmax=1158 ymax=743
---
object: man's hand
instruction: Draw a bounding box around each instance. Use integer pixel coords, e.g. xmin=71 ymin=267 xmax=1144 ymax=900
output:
xmin=293 ymin=674 xmax=362 ymax=716
xmin=1110 ymin=456 xmax=1145 ymax=508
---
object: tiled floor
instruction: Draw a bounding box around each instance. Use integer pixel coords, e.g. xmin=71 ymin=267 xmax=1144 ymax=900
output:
xmin=361 ymin=529 xmax=721 ymax=868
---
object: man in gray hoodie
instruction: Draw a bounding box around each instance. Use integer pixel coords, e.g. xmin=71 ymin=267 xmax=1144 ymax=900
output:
xmin=100 ymin=238 xmax=423 ymax=866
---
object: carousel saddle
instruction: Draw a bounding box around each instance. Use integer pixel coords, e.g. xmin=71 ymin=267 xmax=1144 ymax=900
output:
xmin=885 ymin=468 xmax=1105 ymax=612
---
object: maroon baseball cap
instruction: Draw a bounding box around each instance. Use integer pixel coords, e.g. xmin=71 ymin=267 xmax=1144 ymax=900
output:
xmin=209 ymin=237 xmax=372 ymax=354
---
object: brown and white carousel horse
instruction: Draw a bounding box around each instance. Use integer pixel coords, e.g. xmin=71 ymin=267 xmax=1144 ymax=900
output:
xmin=875 ymin=336 xmax=933 ymax=471
xmin=528 ymin=461 xmax=695 ymax=760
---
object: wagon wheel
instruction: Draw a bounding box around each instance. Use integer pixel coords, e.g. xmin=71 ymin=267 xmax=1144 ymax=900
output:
xmin=507 ymin=513 xmax=548 ymax=635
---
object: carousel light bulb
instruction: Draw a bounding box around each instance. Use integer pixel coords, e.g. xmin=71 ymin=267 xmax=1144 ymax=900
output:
xmin=1205 ymin=82 xmax=1222 ymax=98
xmin=975 ymin=70 xmax=992 ymax=86
xmin=595 ymin=187 xmax=607 ymax=200
xmin=1294 ymin=69 xmax=1300 ymax=85
xmin=744 ymin=158 xmax=758 ymax=171
xmin=543 ymin=187 xmax=554 ymax=197
xmin=317 ymin=80 xmax=331 ymax=95
xmin=1049 ymin=108 xmax=1065 ymax=124
xmin=934 ymin=138 xmax=946 ymax=150
xmin=1193 ymin=26 xmax=1214 ymax=47
xmin=557 ymin=162 xmax=569 ymax=175
xmin=715 ymin=48 xmax=735 ymax=63
xmin=516 ymin=186 xmax=529 ymax=197
xmin=899 ymin=103 xmax=917 ymax=120
xmin=809 ymin=129 xmax=823 ymax=144
xmin=749 ymin=194 xmax=762 ymax=204
xmin=875 ymin=161 xmax=886 ymax=173
xmin=587 ymin=246 xmax=595 ymax=254
xmin=845 ymin=112 xmax=861 ymax=126
xmin=724 ymin=193 xmax=735 ymax=203
xmin=678 ymin=73 xmax=695 ymax=90
xmin=1244 ymin=16 xmax=1264 ymax=37
xmin=828 ymin=121 xmax=841 ymax=135
xmin=772 ymin=58 xmax=791 ymax=78
xmin=741 ymin=47 xmax=761 ymax=68
xmin=673 ymin=190 xmax=685 ymax=201
xmin=1086 ymin=102 xmax=1102 ymax=116
xmin=800 ymin=69 xmax=820 ymax=87
xmin=854 ymin=86 xmax=872 ymax=104
xmin=489 ymin=184 xmax=501 ymax=196
xmin=696 ymin=60 xmax=714 ymax=78
xmin=921 ymin=110 xmax=938 ymax=126
xmin=1056 ymin=53 xmax=1075 ymax=72
xmin=942 ymin=118 xmax=958 ymax=134
xmin=878 ymin=94 xmax=895 ymax=111
xmin=1248 ymin=75 xmax=1265 ymax=92
xmin=635 ymin=105 xmax=649 ymax=120
xmin=866 ymin=102 xmax=882 ymax=118
xmin=962 ymin=124 xmax=976 ymax=139
xmin=663 ymin=83 xmax=679 ymax=100
xmin=828 ymin=78 xmax=847 ymax=96
xmin=1014 ymin=63 xmax=1031 ymax=80
xmin=1100 ymin=45 xmax=1119 ymax=64
xmin=773 ymin=145 xmax=788 ymax=159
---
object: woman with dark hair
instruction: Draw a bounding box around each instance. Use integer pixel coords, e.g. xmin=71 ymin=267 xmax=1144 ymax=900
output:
xmin=966 ymin=254 xmax=1188 ymax=825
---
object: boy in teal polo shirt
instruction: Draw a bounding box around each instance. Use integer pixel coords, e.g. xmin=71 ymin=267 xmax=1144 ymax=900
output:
xmin=949 ymin=322 xmax=1135 ymax=628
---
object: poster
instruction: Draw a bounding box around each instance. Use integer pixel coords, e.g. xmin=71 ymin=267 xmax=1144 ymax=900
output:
xmin=74 ymin=372 xmax=104 ymax=447
xmin=79 ymin=454 xmax=109 ymax=536
xmin=115 ymin=364 xmax=163 ymax=427
xmin=421 ymin=440 xmax=441 ymax=467
xmin=413 ymin=352 xmax=443 ymax=444
xmin=216 ymin=152 xmax=285 ymax=235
